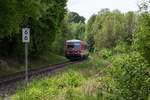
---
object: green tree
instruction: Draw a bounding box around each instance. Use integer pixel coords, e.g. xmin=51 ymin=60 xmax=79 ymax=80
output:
xmin=68 ymin=12 xmax=86 ymax=24
xmin=0 ymin=0 xmax=67 ymax=56
xmin=85 ymin=14 xmax=97 ymax=52
xmin=0 ymin=0 xmax=42 ymax=39
xmin=135 ymin=1 xmax=150 ymax=64
xmin=125 ymin=11 xmax=138 ymax=44
xmin=94 ymin=10 xmax=127 ymax=51
xmin=51 ymin=15 xmax=74 ymax=55
xmin=85 ymin=9 xmax=137 ymax=52
xmin=136 ymin=13 xmax=150 ymax=64
xmin=71 ymin=22 xmax=85 ymax=40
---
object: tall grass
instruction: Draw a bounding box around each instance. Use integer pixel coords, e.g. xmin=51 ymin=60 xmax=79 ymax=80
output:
xmin=12 ymin=71 xmax=85 ymax=100
xmin=12 ymin=56 xmax=110 ymax=100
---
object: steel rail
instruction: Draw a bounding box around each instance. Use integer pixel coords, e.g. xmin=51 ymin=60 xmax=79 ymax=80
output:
xmin=0 ymin=60 xmax=83 ymax=87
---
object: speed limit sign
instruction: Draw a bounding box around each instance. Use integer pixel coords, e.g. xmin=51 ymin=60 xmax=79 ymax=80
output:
xmin=22 ymin=28 xmax=30 ymax=43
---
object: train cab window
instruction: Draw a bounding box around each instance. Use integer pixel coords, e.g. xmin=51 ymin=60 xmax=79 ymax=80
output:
xmin=74 ymin=45 xmax=80 ymax=50
xmin=67 ymin=42 xmax=80 ymax=51
xmin=67 ymin=45 xmax=74 ymax=51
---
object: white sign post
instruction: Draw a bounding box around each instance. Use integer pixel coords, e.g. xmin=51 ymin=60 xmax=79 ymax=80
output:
xmin=22 ymin=28 xmax=30 ymax=85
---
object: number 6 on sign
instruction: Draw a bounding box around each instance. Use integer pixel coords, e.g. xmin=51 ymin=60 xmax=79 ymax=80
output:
xmin=22 ymin=28 xmax=30 ymax=43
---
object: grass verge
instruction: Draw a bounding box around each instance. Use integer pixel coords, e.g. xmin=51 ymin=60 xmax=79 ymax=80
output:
xmin=0 ymin=52 xmax=68 ymax=76
xmin=12 ymin=57 xmax=110 ymax=100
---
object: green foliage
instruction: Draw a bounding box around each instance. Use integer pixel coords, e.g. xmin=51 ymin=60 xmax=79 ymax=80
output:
xmin=136 ymin=13 xmax=150 ymax=64
xmin=0 ymin=0 xmax=42 ymax=39
xmin=125 ymin=11 xmax=137 ymax=44
xmin=110 ymin=52 xmax=150 ymax=100
xmin=85 ymin=14 xmax=97 ymax=52
xmin=114 ymin=40 xmax=129 ymax=53
xmin=85 ymin=9 xmax=138 ymax=52
xmin=68 ymin=12 xmax=86 ymax=24
xmin=0 ymin=0 xmax=67 ymax=56
xmin=94 ymin=10 xmax=126 ymax=50
xmin=70 ymin=57 xmax=110 ymax=78
xmin=70 ymin=22 xmax=85 ymax=40
xmin=12 ymin=71 xmax=85 ymax=100
xmin=98 ymin=49 xmax=112 ymax=59
xmin=50 ymin=15 xmax=74 ymax=55
xmin=12 ymin=56 xmax=110 ymax=100
xmin=0 ymin=53 xmax=68 ymax=76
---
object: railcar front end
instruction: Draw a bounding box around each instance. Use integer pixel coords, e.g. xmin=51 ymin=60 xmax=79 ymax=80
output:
xmin=65 ymin=39 xmax=88 ymax=60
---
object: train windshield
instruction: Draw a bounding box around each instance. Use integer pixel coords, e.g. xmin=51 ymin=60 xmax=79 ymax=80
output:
xmin=67 ymin=42 xmax=80 ymax=51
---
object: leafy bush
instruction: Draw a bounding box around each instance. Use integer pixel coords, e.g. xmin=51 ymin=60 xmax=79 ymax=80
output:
xmin=109 ymin=52 xmax=150 ymax=100
xmin=98 ymin=49 xmax=112 ymax=59
xmin=136 ymin=14 xmax=150 ymax=64
xmin=114 ymin=41 xmax=129 ymax=53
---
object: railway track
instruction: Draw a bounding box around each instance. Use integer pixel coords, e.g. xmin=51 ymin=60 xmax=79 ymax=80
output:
xmin=0 ymin=59 xmax=85 ymax=87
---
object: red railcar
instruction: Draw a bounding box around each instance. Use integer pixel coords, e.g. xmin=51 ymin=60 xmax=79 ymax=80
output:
xmin=65 ymin=39 xmax=89 ymax=60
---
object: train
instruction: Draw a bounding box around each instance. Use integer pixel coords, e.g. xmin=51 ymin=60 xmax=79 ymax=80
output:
xmin=65 ymin=39 xmax=89 ymax=60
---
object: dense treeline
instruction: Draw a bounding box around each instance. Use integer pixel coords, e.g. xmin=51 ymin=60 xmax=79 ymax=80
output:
xmin=85 ymin=9 xmax=138 ymax=52
xmin=0 ymin=0 xmax=67 ymax=56
xmin=68 ymin=12 xmax=85 ymax=24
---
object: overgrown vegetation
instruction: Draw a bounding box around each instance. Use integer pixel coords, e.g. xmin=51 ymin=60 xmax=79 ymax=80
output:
xmin=109 ymin=52 xmax=150 ymax=100
xmin=0 ymin=0 xmax=67 ymax=56
xmin=12 ymin=71 xmax=85 ymax=100
xmin=85 ymin=9 xmax=138 ymax=52
xmin=0 ymin=0 xmax=69 ymax=74
xmin=0 ymin=53 xmax=68 ymax=76
xmin=12 ymin=57 xmax=110 ymax=100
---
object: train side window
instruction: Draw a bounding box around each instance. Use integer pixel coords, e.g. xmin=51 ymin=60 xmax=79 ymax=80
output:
xmin=82 ymin=45 xmax=84 ymax=50
xmin=85 ymin=45 xmax=87 ymax=49
xmin=82 ymin=45 xmax=85 ymax=50
xmin=85 ymin=45 xmax=87 ymax=50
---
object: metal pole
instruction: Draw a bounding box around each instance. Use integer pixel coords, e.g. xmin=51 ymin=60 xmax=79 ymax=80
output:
xmin=25 ymin=43 xmax=28 ymax=85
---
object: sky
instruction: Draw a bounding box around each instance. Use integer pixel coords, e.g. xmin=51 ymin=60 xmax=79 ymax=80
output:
xmin=67 ymin=0 xmax=139 ymax=21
